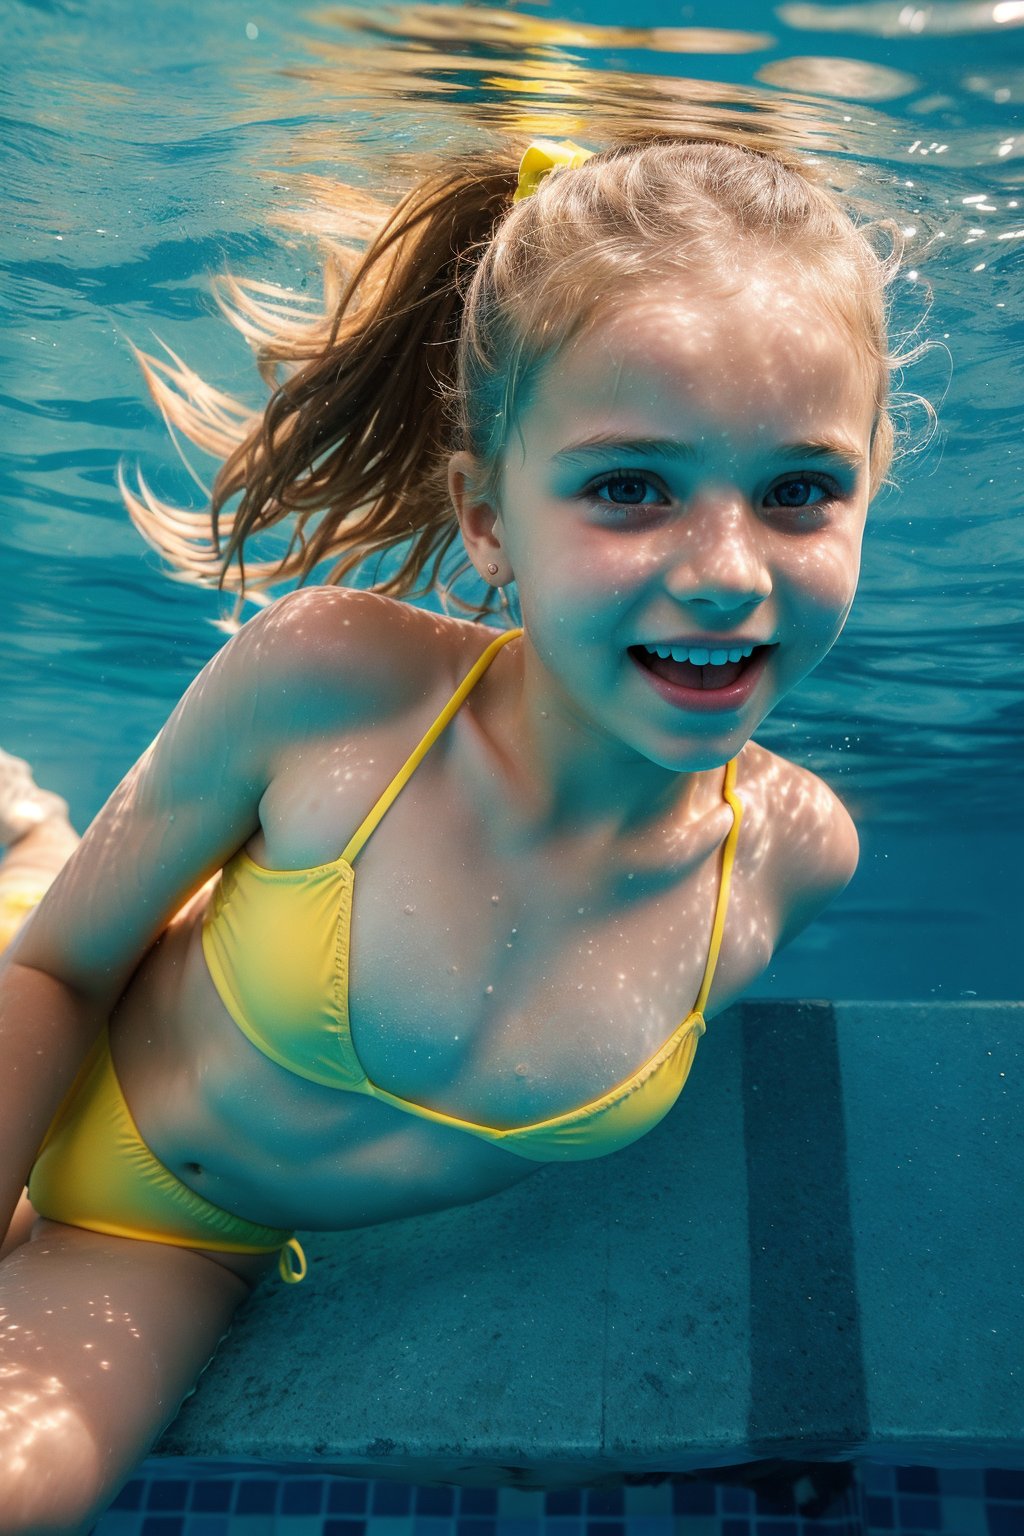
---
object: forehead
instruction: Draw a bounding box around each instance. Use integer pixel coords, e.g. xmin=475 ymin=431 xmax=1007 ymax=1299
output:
xmin=526 ymin=269 xmax=873 ymax=451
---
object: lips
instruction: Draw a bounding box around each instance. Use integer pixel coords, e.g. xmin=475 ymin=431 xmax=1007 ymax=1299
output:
xmin=630 ymin=644 xmax=767 ymax=690
xmin=628 ymin=643 xmax=776 ymax=713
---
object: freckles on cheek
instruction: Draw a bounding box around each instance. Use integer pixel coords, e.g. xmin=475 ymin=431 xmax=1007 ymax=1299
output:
xmin=620 ymin=544 xmax=661 ymax=579
xmin=794 ymin=541 xmax=860 ymax=614
xmin=574 ymin=540 xmax=658 ymax=597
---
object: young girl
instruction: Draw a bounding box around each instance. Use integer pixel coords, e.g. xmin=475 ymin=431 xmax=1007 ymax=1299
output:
xmin=0 ymin=130 xmax=910 ymax=1531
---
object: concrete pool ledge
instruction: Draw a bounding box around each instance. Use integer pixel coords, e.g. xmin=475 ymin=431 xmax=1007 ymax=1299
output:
xmin=155 ymin=1000 xmax=1023 ymax=1487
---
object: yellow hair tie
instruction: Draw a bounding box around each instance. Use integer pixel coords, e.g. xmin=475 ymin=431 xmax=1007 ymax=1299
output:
xmin=513 ymin=138 xmax=596 ymax=203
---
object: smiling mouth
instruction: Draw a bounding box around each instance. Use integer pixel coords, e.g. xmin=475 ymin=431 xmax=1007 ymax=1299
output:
xmin=628 ymin=643 xmax=776 ymax=691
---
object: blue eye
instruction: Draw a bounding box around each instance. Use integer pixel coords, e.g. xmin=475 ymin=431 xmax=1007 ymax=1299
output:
xmin=765 ymin=474 xmax=841 ymax=510
xmin=584 ymin=472 xmax=665 ymax=513
xmin=583 ymin=469 xmax=842 ymax=519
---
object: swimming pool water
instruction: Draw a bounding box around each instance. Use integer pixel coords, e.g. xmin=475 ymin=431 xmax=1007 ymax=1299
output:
xmin=3 ymin=0 xmax=1022 ymax=1001
xmin=3 ymin=0 xmax=1023 ymax=1529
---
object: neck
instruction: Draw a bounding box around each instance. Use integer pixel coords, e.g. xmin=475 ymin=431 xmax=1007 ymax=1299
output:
xmin=477 ymin=632 xmax=725 ymax=850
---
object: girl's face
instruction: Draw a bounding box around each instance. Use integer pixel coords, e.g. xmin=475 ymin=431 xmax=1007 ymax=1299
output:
xmin=458 ymin=266 xmax=876 ymax=773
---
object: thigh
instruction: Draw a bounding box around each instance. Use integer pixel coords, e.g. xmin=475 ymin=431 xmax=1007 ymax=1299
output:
xmin=0 ymin=1216 xmax=251 ymax=1534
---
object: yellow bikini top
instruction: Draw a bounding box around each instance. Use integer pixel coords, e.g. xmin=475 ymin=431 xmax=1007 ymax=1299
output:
xmin=201 ymin=627 xmax=743 ymax=1163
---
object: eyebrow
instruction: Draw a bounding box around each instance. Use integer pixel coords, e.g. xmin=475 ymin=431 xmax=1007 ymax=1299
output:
xmin=551 ymin=434 xmax=865 ymax=471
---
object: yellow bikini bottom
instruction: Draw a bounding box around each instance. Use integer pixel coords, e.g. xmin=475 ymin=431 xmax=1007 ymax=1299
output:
xmin=27 ymin=1023 xmax=307 ymax=1284
xmin=0 ymin=883 xmax=44 ymax=953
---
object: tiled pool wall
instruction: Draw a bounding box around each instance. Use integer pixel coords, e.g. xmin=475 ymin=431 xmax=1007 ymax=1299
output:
xmin=90 ymin=1461 xmax=1024 ymax=1536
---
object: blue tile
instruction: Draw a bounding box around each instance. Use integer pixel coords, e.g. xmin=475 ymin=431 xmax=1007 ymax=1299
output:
xmin=109 ymin=1479 xmax=146 ymax=1511
xmin=990 ymin=1508 xmax=1024 ymax=1536
xmin=585 ymin=1523 xmax=623 ymax=1536
xmin=90 ymin=1516 xmax=141 ymax=1536
xmin=721 ymin=1521 xmax=751 ymax=1536
xmin=585 ymin=1490 xmax=623 ymax=1516
xmin=753 ymin=1523 xmax=797 ymax=1536
xmin=322 ymin=1474 xmax=366 ymax=1511
xmin=987 ymin=1468 xmax=1024 ymax=1498
xmin=937 ymin=1468 xmax=983 ymax=1495
xmin=371 ymin=1481 xmax=412 ymax=1514
xmin=189 ymin=1481 xmax=234 ymax=1513
xmin=460 ymin=1489 xmax=498 ymax=1515
xmin=457 ymin=1520 xmax=495 ymax=1536
xmin=545 ymin=1492 xmax=580 ymax=1516
xmin=418 ymin=1519 xmax=460 ymax=1536
xmin=495 ymin=1522 xmax=539 ymax=1536
xmin=146 ymin=1480 xmax=189 ymax=1511
xmin=614 ymin=1519 xmax=672 ymax=1536
xmin=896 ymin=1495 xmax=941 ymax=1529
xmin=547 ymin=1524 xmax=581 ymax=1536
xmin=750 ymin=1483 xmax=799 ymax=1516
xmin=185 ymin=1521 xmax=229 ymax=1536
xmin=865 ymin=1494 xmax=894 ymax=1528
xmin=323 ymin=1521 xmax=366 ymax=1536
xmin=328 ymin=1478 xmax=370 ymax=1513
xmin=416 ymin=1486 xmax=456 ymax=1516
xmin=235 ymin=1479 xmax=278 ymax=1514
xmin=140 ymin=1519 xmax=184 ymax=1536
xmin=722 ymin=1486 xmax=752 ymax=1512
xmin=672 ymin=1481 xmax=716 ymax=1514
xmin=282 ymin=1478 xmax=325 ymax=1514
xmin=896 ymin=1466 xmax=939 ymax=1494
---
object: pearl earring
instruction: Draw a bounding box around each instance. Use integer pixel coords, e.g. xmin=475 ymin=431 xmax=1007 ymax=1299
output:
xmin=486 ymin=562 xmax=499 ymax=576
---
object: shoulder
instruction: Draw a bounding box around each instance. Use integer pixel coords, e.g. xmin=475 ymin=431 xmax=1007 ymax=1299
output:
xmin=254 ymin=586 xmax=436 ymax=691
xmin=245 ymin=586 xmax=503 ymax=747
xmin=735 ymin=741 xmax=859 ymax=953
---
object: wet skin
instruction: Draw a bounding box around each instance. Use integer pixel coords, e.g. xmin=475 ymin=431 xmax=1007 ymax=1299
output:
xmin=0 ymin=260 xmax=870 ymax=1532
xmin=16 ymin=263 xmax=875 ymax=1286
xmin=450 ymin=262 xmax=874 ymax=830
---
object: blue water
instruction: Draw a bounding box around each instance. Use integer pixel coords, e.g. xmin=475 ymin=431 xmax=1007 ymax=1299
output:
xmin=3 ymin=2 xmax=1023 ymax=1532
xmin=3 ymin=0 xmax=1022 ymax=1001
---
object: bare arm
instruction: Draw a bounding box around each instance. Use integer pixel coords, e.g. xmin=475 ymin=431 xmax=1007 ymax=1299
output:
xmin=771 ymin=775 xmax=860 ymax=955
xmin=0 ymin=585 xmax=394 ymax=1238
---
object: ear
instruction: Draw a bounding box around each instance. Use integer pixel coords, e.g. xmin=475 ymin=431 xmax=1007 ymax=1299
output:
xmin=447 ymin=452 xmax=514 ymax=585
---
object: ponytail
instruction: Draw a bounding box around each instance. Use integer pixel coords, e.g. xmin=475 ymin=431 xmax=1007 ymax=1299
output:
xmin=123 ymin=131 xmax=930 ymax=625
xmin=121 ymin=155 xmax=520 ymax=622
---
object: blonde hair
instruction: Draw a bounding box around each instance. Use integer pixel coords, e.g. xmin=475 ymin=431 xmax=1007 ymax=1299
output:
xmin=121 ymin=129 xmax=933 ymax=624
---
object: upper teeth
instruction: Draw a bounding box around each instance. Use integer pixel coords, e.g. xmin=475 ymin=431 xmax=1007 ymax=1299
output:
xmin=643 ymin=641 xmax=757 ymax=666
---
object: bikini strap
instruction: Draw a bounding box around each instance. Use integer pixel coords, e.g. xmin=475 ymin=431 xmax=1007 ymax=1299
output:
xmin=340 ymin=627 xmax=524 ymax=866
xmin=692 ymin=756 xmax=744 ymax=1018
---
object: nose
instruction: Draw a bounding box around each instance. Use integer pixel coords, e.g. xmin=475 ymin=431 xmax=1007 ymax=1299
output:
xmin=663 ymin=494 xmax=772 ymax=617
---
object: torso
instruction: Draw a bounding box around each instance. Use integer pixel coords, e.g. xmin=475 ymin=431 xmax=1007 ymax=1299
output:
xmin=105 ymin=604 xmax=806 ymax=1285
